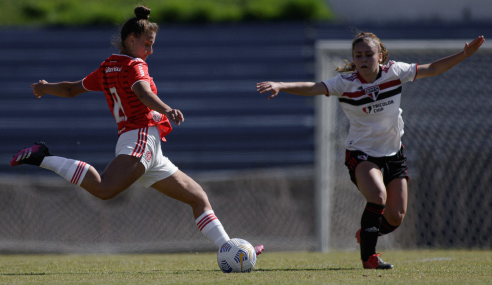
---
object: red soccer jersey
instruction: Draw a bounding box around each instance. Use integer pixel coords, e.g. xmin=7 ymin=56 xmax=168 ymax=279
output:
xmin=82 ymin=54 xmax=172 ymax=141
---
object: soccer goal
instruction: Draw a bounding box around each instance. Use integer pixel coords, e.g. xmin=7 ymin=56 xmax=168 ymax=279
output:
xmin=315 ymin=39 xmax=492 ymax=252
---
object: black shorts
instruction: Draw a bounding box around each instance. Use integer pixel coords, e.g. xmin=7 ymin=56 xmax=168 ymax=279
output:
xmin=344 ymin=146 xmax=409 ymax=187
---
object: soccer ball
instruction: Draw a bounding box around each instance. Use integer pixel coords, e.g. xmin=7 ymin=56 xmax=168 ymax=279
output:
xmin=217 ymin=238 xmax=257 ymax=273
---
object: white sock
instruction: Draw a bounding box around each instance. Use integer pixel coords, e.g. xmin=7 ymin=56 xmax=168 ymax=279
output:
xmin=195 ymin=210 xmax=230 ymax=247
xmin=40 ymin=156 xmax=90 ymax=186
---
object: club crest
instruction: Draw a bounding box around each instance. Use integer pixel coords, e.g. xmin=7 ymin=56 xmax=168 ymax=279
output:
xmin=151 ymin=111 xmax=162 ymax=122
xmin=365 ymin=86 xmax=380 ymax=100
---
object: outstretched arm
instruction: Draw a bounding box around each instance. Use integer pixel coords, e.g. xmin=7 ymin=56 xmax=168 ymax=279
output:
xmin=132 ymin=81 xmax=184 ymax=126
xmin=416 ymin=36 xmax=485 ymax=79
xmin=31 ymin=80 xmax=89 ymax=98
xmin=256 ymin=81 xmax=327 ymax=99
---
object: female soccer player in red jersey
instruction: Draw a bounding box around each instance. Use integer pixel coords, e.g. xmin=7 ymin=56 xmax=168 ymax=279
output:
xmin=12 ymin=6 xmax=263 ymax=256
xmin=257 ymin=32 xmax=484 ymax=269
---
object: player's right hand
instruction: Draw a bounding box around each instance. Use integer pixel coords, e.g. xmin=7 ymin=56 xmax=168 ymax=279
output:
xmin=166 ymin=109 xmax=184 ymax=126
xmin=31 ymin=80 xmax=48 ymax=98
xmin=257 ymin=81 xmax=280 ymax=100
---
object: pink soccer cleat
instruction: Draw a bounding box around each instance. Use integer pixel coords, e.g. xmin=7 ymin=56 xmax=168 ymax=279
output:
xmin=362 ymin=253 xmax=393 ymax=270
xmin=254 ymin=245 xmax=264 ymax=256
xmin=355 ymin=228 xmax=361 ymax=244
xmin=10 ymin=141 xmax=51 ymax=167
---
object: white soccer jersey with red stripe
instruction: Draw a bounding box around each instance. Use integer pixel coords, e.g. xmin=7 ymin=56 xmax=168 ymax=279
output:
xmin=322 ymin=61 xmax=417 ymax=157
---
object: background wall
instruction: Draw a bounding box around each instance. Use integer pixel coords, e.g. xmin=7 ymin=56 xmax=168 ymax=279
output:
xmin=1 ymin=0 xmax=492 ymax=252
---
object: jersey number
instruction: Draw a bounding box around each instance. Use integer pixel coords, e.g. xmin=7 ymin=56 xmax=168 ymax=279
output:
xmin=109 ymin=87 xmax=127 ymax=123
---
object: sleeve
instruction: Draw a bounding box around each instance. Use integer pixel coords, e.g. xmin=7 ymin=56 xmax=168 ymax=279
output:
xmin=393 ymin=61 xmax=417 ymax=84
xmin=321 ymin=74 xmax=346 ymax=97
xmin=127 ymin=61 xmax=152 ymax=89
xmin=82 ymin=67 xmax=103 ymax=92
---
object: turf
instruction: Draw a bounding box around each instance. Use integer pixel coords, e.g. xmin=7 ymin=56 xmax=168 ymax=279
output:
xmin=0 ymin=250 xmax=490 ymax=284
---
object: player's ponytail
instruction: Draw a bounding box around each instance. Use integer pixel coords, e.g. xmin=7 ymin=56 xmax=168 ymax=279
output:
xmin=134 ymin=6 xmax=151 ymax=20
xmin=113 ymin=6 xmax=159 ymax=52
xmin=335 ymin=32 xmax=389 ymax=73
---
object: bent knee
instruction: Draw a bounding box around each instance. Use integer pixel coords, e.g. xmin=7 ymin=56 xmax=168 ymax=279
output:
xmin=386 ymin=210 xmax=406 ymax=226
xmin=89 ymin=186 xmax=125 ymax=200
xmin=367 ymin=194 xmax=386 ymax=205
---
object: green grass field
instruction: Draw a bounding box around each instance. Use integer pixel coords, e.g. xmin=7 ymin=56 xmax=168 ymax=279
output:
xmin=0 ymin=250 xmax=490 ymax=284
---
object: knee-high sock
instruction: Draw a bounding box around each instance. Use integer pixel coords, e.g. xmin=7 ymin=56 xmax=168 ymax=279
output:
xmin=195 ymin=210 xmax=230 ymax=247
xmin=379 ymin=216 xmax=400 ymax=236
xmin=40 ymin=156 xmax=90 ymax=186
xmin=360 ymin=202 xmax=385 ymax=262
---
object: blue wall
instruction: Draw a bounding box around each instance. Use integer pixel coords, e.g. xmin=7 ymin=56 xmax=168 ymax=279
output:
xmin=1 ymin=22 xmax=490 ymax=175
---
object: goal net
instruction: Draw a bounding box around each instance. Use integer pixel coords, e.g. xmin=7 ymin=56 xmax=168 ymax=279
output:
xmin=315 ymin=40 xmax=492 ymax=251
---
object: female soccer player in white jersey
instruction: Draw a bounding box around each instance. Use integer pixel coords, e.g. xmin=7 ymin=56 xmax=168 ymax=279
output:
xmin=11 ymin=6 xmax=263 ymax=256
xmin=257 ymin=32 xmax=484 ymax=269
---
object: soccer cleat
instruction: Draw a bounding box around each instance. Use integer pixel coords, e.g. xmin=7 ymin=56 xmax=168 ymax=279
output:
xmin=362 ymin=253 xmax=393 ymax=269
xmin=254 ymin=245 xmax=264 ymax=257
xmin=355 ymin=228 xmax=361 ymax=244
xmin=10 ymin=141 xmax=52 ymax=167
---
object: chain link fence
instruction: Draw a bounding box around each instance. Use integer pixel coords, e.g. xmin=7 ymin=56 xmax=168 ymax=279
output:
xmin=0 ymin=167 xmax=315 ymax=253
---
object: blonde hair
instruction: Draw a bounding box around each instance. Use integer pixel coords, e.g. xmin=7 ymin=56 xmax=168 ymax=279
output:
xmin=335 ymin=32 xmax=389 ymax=73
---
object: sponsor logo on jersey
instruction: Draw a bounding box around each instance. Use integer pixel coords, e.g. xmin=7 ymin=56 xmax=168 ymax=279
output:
xmin=362 ymin=106 xmax=372 ymax=114
xmin=361 ymin=99 xmax=394 ymax=114
xmin=357 ymin=86 xmax=363 ymax=91
xmin=365 ymin=86 xmax=380 ymax=100
xmin=105 ymin=66 xmax=122 ymax=73
xmin=357 ymin=154 xmax=368 ymax=160
xmin=145 ymin=150 xmax=152 ymax=162
xmin=138 ymin=64 xmax=145 ymax=76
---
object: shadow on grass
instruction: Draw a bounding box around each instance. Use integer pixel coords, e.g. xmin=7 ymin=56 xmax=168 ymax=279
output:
xmin=1 ymin=267 xmax=358 ymax=276
xmin=164 ymin=268 xmax=359 ymax=273
xmin=2 ymin=273 xmax=47 ymax=276
xmin=256 ymin=268 xmax=357 ymax=272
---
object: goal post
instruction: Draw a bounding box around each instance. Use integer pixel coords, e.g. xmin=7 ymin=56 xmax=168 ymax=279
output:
xmin=315 ymin=39 xmax=492 ymax=252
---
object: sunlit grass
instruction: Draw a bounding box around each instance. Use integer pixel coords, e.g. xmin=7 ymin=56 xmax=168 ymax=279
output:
xmin=0 ymin=250 xmax=490 ymax=284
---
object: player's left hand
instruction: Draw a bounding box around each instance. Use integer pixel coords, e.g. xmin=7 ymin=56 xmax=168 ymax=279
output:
xmin=166 ymin=109 xmax=184 ymax=125
xmin=257 ymin=81 xmax=281 ymax=100
xmin=31 ymin=79 xmax=48 ymax=98
xmin=464 ymin=35 xmax=485 ymax=57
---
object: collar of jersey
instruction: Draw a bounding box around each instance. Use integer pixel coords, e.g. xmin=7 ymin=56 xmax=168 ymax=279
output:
xmin=356 ymin=66 xmax=383 ymax=84
xmin=112 ymin=53 xmax=143 ymax=61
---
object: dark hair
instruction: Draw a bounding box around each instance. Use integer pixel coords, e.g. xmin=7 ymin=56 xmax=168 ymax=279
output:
xmin=113 ymin=6 xmax=159 ymax=51
xmin=335 ymin=32 xmax=389 ymax=73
